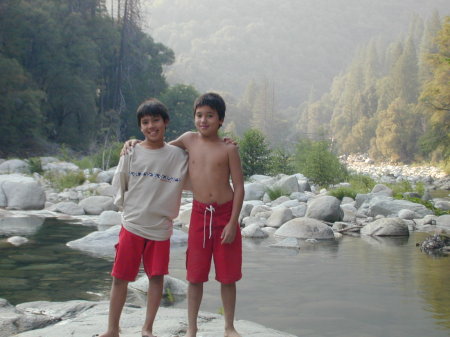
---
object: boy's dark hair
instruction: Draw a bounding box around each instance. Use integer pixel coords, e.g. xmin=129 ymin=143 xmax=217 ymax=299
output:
xmin=136 ymin=98 xmax=170 ymax=126
xmin=193 ymin=92 xmax=226 ymax=122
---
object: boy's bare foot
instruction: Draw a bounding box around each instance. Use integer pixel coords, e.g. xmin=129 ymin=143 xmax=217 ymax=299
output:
xmin=185 ymin=328 xmax=197 ymax=337
xmin=97 ymin=331 xmax=119 ymax=337
xmin=141 ymin=330 xmax=157 ymax=337
xmin=224 ymin=327 xmax=242 ymax=337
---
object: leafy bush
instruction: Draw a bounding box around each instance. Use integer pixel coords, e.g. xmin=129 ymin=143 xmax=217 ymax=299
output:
xmin=238 ymin=129 xmax=271 ymax=178
xmin=45 ymin=171 xmax=86 ymax=191
xmin=267 ymin=147 xmax=296 ymax=176
xmin=28 ymin=157 xmax=43 ymax=174
xmin=265 ymin=187 xmax=290 ymax=201
xmin=387 ymin=180 xmax=414 ymax=198
xmin=294 ymin=138 xmax=348 ymax=187
xmin=328 ymin=187 xmax=357 ymax=200
xmin=347 ymin=173 xmax=376 ymax=193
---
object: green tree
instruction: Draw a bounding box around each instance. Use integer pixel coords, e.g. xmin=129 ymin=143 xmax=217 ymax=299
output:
xmin=419 ymin=16 xmax=450 ymax=163
xmin=159 ymin=84 xmax=199 ymax=141
xmin=294 ymin=138 xmax=347 ymax=187
xmin=238 ymin=129 xmax=271 ymax=178
xmin=0 ymin=56 xmax=45 ymax=156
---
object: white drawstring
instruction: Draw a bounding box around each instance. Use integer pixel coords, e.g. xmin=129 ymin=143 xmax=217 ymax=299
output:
xmin=203 ymin=205 xmax=215 ymax=248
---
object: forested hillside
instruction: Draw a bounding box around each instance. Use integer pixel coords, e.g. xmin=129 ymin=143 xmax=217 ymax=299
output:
xmin=0 ymin=0 xmax=177 ymax=156
xmin=298 ymin=14 xmax=450 ymax=165
xmin=142 ymin=0 xmax=450 ymax=108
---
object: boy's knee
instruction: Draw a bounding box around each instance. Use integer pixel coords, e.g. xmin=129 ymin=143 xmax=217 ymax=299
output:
xmin=112 ymin=277 xmax=129 ymax=287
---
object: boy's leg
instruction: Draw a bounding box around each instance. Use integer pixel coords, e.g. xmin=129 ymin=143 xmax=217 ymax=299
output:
xmin=99 ymin=277 xmax=129 ymax=337
xmin=221 ymin=282 xmax=241 ymax=337
xmin=186 ymin=282 xmax=204 ymax=337
xmin=142 ymin=275 xmax=164 ymax=337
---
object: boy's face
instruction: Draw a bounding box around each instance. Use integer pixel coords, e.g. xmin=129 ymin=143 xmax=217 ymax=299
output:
xmin=140 ymin=114 xmax=168 ymax=143
xmin=194 ymin=105 xmax=223 ymax=136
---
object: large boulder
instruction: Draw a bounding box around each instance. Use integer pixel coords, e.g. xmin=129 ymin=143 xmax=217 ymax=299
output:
xmin=266 ymin=207 xmax=294 ymax=228
xmin=274 ymin=217 xmax=335 ymax=239
xmin=306 ymin=195 xmax=344 ymax=222
xmin=0 ymin=159 xmax=30 ymax=174
xmin=0 ymin=174 xmax=45 ymax=210
xmin=42 ymin=161 xmax=80 ymax=174
xmin=78 ymin=196 xmax=117 ymax=215
xmin=244 ymin=182 xmax=266 ymax=201
xmin=360 ymin=217 xmax=409 ymax=236
xmin=67 ymin=226 xmax=188 ymax=259
xmin=366 ymin=196 xmax=432 ymax=218
xmin=96 ymin=167 xmax=116 ymax=184
xmin=271 ymin=175 xmax=300 ymax=194
xmin=53 ymin=201 xmax=85 ymax=215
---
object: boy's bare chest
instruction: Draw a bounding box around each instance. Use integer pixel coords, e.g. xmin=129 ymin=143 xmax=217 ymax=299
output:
xmin=188 ymin=144 xmax=228 ymax=169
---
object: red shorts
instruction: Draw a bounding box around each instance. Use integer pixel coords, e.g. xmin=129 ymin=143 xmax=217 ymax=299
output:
xmin=186 ymin=200 xmax=242 ymax=284
xmin=112 ymin=227 xmax=170 ymax=281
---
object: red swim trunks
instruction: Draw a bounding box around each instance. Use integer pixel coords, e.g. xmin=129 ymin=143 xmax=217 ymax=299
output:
xmin=112 ymin=227 xmax=170 ymax=281
xmin=186 ymin=199 xmax=242 ymax=284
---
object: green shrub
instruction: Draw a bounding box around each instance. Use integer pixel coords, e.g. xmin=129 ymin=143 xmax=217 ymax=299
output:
xmin=74 ymin=157 xmax=95 ymax=170
xmin=294 ymin=138 xmax=348 ymax=187
xmin=328 ymin=187 xmax=357 ymax=200
xmin=45 ymin=171 xmax=86 ymax=191
xmin=28 ymin=157 xmax=43 ymax=174
xmin=387 ymin=180 xmax=414 ymax=198
xmin=265 ymin=187 xmax=289 ymax=201
xmin=347 ymin=173 xmax=376 ymax=193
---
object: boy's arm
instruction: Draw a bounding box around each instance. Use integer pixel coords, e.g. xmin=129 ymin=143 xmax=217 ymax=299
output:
xmin=168 ymin=132 xmax=191 ymax=150
xmin=111 ymin=155 xmax=129 ymax=210
xmin=221 ymin=145 xmax=245 ymax=244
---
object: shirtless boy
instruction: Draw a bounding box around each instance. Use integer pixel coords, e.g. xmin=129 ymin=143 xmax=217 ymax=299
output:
xmin=171 ymin=93 xmax=244 ymax=337
xmin=124 ymin=92 xmax=244 ymax=337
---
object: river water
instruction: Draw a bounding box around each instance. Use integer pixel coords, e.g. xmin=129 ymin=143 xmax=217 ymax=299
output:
xmin=0 ymin=219 xmax=449 ymax=337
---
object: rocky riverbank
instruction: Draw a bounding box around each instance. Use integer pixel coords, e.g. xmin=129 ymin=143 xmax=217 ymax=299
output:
xmin=0 ymin=156 xmax=449 ymax=336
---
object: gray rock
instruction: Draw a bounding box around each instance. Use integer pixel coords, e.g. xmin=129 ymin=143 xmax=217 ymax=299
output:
xmin=367 ymin=196 xmax=432 ymax=218
xmin=398 ymin=209 xmax=418 ymax=220
xmin=306 ymin=195 xmax=344 ymax=222
xmin=289 ymin=192 xmax=310 ymax=202
xmin=67 ymin=226 xmax=188 ymax=259
xmin=272 ymin=174 xmax=300 ymax=194
xmin=6 ymin=236 xmax=29 ymax=246
xmin=98 ymin=210 xmax=121 ymax=226
xmin=266 ymin=207 xmax=294 ymax=228
xmin=11 ymin=301 xmax=296 ymax=337
xmin=241 ymin=223 xmax=269 ymax=238
xmin=96 ymin=168 xmax=116 ymax=184
xmin=371 ymin=184 xmax=393 ymax=196
xmin=0 ymin=174 xmax=46 ymax=210
xmin=270 ymin=195 xmax=290 ymax=207
xmin=275 ymin=217 xmax=335 ymax=239
xmin=361 ymin=218 xmax=409 ymax=236
xmin=0 ymin=159 xmax=30 ymax=174
xmin=244 ymin=182 xmax=266 ymax=201
xmin=54 ymin=201 xmax=85 ymax=215
xmin=78 ymin=196 xmax=117 ymax=215
xmin=290 ymin=204 xmax=307 ymax=218
xmin=42 ymin=161 xmax=80 ymax=173
xmin=250 ymin=205 xmax=272 ymax=217
xmin=434 ymin=199 xmax=450 ymax=211
xmin=129 ymin=275 xmax=188 ymax=297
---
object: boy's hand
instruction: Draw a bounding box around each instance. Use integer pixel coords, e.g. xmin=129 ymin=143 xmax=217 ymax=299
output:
xmin=120 ymin=139 xmax=141 ymax=156
xmin=221 ymin=222 xmax=237 ymax=244
xmin=223 ymin=137 xmax=238 ymax=146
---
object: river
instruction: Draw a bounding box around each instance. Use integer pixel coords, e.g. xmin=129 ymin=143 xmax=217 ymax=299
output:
xmin=0 ymin=218 xmax=449 ymax=337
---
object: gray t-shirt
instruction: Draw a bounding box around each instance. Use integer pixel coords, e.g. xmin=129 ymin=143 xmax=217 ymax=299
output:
xmin=112 ymin=143 xmax=189 ymax=241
